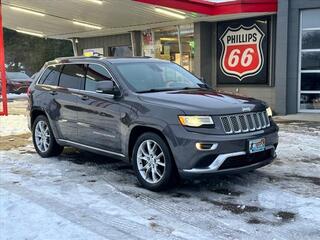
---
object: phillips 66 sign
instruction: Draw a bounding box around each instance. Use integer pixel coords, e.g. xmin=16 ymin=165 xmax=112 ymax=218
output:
xmin=217 ymin=18 xmax=270 ymax=85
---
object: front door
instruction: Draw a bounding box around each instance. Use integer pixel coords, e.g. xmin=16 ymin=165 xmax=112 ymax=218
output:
xmin=77 ymin=63 xmax=122 ymax=154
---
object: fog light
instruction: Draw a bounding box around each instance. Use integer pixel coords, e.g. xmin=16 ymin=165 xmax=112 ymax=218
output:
xmin=195 ymin=143 xmax=218 ymax=151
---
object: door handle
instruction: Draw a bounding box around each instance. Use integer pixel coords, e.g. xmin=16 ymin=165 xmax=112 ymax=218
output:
xmin=81 ymin=95 xmax=89 ymax=101
xmin=49 ymin=90 xmax=57 ymax=95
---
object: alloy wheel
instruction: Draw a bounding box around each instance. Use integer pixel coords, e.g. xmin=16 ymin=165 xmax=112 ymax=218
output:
xmin=34 ymin=120 xmax=51 ymax=153
xmin=136 ymin=140 xmax=165 ymax=184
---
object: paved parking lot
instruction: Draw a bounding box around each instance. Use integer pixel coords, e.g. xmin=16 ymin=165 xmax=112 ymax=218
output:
xmin=1 ymin=111 xmax=320 ymax=240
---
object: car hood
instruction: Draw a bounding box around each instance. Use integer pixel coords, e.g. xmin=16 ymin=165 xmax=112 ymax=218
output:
xmin=138 ymin=89 xmax=267 ymax=115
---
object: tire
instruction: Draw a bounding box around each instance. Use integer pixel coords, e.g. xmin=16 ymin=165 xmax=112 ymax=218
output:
xmin=32 ymin=115 xmax=64 ymax=157
xmin=132 ymin=132 xmax=178 ymax=191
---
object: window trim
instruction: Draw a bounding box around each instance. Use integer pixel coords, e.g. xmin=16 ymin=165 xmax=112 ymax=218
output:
xmin=36 ymin=61 xmax=121 ymax=95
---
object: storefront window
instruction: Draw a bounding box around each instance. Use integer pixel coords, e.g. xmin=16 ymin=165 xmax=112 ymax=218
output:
xmin=299 ymin=9 xmax=320 ymax=111
xmin=109 ymin=46 xmax=132 ymax=57
xmin=142 ymin=24 xmax=194 ymax=72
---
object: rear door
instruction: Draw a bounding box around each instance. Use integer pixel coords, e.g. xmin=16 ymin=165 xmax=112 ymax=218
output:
xmin=34 ymin=65 xmax=61 ymax=136
xmin=55 ymin=64 xmax=86 ymax=141
xmin=77 ymin=63 xmax=122 ymax=154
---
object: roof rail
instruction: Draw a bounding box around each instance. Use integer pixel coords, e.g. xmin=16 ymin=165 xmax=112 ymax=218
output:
xmin=103 ymin=56 xmax=153 ymax=59
xmin=54 ymin=55 xmax=103 ymax=62
xmin=54 ymin=55 xmax=153 ymax=62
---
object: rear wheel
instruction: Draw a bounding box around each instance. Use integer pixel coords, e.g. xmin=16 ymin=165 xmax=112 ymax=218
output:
xmin=132 ymin=132 xmax=177 ymax=191
xmin=32 ymin=115 xmax=64 ymax=157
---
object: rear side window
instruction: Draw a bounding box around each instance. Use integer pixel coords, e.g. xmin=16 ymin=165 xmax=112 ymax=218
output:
xmin=39 ymin=65 xmax=61 ymax=86
xmin=59 ymin=64 xmax=86 ymax=89
xmin=85 ymin=64 xmax=112 ymax=91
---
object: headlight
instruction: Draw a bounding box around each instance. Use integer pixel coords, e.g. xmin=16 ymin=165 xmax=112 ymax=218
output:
xmin=178 ymin=116 xmax=214 ymax=127
xmin=266 ymin=107 xmax=273 ymax=117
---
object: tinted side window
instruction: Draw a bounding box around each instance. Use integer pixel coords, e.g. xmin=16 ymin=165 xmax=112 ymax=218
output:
xmin=40 ymin=65 xmax=61 ymax=86
xmin=85 ymin=64 xmax=112 ymax=91
xmin=59 ymin=64 xmax=86 ymax=89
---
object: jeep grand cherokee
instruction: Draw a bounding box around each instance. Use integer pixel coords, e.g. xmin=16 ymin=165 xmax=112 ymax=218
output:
xmin=28 ymin=57 xmax=279 ymax=191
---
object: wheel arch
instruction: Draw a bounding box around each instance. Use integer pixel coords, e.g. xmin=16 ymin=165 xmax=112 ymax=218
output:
xmin=30 ymin=108 xmax=48 ymax=127
xmin=127 ymin=125 xmax=173 ymax=164
xmin=30 ymin=108 xmax=60 ymax=140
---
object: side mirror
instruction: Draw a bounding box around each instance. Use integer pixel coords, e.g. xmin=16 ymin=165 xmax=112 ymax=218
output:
xmin=96 ymin=80 xmax=120 ymax=96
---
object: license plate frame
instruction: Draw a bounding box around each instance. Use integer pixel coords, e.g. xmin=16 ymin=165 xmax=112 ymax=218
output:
xmin=248 ymin=138 xmax=266 ymax=154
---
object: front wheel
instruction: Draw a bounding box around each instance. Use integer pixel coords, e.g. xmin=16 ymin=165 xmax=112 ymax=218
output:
xmin=132 ymin=132 xmax=178 ymax=191
xmin=32 ymin=115 xmax=64 ymax=157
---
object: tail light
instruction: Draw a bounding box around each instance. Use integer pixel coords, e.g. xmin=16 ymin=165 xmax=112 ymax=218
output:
xmin=27 ymin=86 xmax=31 ymax=97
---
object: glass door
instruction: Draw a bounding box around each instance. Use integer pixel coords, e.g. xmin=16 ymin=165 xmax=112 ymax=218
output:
xmin=299 ymin=9 xmax=320 ymax=112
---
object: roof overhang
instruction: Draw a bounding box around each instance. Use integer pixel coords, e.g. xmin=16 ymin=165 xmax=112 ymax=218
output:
xmin=134 ymin=0 xmax=277 ymax=15
xmin=2 ymin=0 xmax=277 ymax=39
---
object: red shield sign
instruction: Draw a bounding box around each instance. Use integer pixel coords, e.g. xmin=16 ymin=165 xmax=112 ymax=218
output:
xmin=220 ymin=24 xmax=265 ymax=81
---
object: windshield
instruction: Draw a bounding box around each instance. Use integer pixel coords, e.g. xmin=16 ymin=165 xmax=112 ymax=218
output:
xmin=114 ymin=62 xmax=204 ymax=93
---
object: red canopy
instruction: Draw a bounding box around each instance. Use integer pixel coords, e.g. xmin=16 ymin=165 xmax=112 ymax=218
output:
xmin=0 ymin=0 xmax=8 ymax=116
xmin=134 ymin=0 xmax=277 ymax=15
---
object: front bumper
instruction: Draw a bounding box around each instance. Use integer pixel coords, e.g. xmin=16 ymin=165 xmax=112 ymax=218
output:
xmin=165 ymin=122 xmax=279 ymax=178
xmin=180 ymin=146 xmax=276 ymax=178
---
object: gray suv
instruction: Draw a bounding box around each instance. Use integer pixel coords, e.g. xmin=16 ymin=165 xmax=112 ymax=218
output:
xmin=28 ymin=57 xmax=279 ymax=191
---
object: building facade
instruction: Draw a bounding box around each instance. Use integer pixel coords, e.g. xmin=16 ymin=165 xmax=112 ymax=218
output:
xmin=75 ymin=0 xmax=320 ymax=115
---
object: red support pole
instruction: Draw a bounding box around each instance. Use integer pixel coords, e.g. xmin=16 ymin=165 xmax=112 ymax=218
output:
xmin=0 ymin=0 xmax=8 ymax=116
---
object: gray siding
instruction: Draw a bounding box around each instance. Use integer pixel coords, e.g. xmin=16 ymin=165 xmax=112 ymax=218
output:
xmin=274 ymin=0 xmax=289 ymax=115
xmin=194 ymin=22 xmax=213 ymax=86
xmin=216 ymin=86 xmax=276 ymax=110
xmin=77 ymin=33 xmax=131 ymax=56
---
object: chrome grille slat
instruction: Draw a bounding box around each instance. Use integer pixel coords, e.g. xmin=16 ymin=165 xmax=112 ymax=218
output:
xmin=246 ymin=114 xmax=255 ymax=131
xmin=227 ymin=117 xmax=234 ymax=133
xmin=230 ymin=116 xmax=241 ymax=133
xmin=239 ymin=115 xmax=249 ymax=132
xmin=258 ymin=112 xmax=266 ymax=128
xmin=264 ymin=111 xmax=270 ymax=126
xmin=253 ymin=113 xmax=261 ymax=130
xmin=251 ymin=113 xmax=257 ymax=130
xmin=220 ymin=111 xmax=270 ymax=134
xmin=221 ymin=116 xmax=232 ymax=134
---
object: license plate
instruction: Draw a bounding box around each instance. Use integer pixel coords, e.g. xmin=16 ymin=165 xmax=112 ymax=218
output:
xmin=249 ymin=138 xmax=265 ymax=154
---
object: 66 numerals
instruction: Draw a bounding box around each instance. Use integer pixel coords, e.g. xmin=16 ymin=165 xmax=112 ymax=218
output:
xmin=228 ymin=48 xmax=254 ymax=68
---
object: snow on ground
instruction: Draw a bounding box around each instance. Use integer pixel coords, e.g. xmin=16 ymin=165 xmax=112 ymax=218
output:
xmin=0 ymin=93 xmax=28 ymax=100
xmin=0 ymin=115 xmax=29 ymax=136
xmin=8 ymin=93 xmax=28 ymax=100
xmin=0 ymin=115 xmax=320 ymax=240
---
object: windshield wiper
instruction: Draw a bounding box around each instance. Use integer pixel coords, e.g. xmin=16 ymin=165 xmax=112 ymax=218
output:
xmin=176 ymin=86 xmax=209 ymax=91
xmin=136 ymin=85 xmax=209 ymax=93
xmin=197 ymin=83 xmax=210 ymax=89
xmin=180 ymin=87 xmax=201 ymax=90
xmin=136 ymin=88 xmax=176 ymax=93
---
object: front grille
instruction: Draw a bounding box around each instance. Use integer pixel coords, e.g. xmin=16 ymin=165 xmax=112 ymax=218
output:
xmin=220 ymin=111 xmax=270 ymax=134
